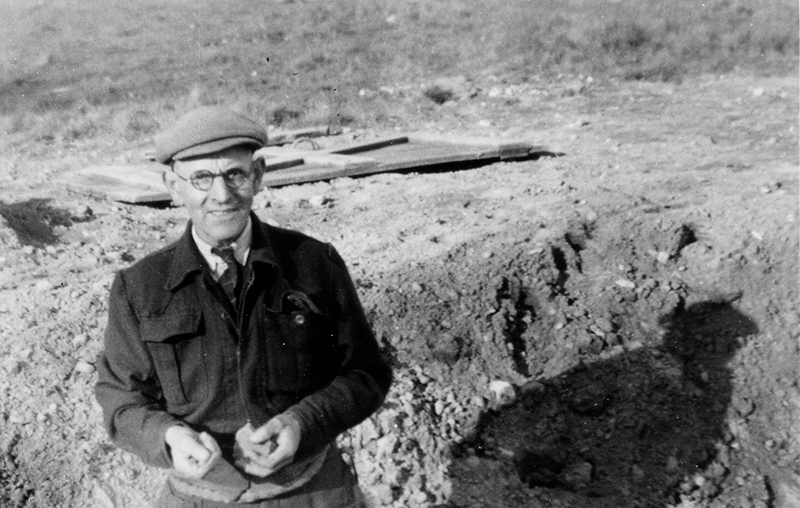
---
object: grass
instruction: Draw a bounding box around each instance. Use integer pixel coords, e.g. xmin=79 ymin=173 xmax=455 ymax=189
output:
xmin=0 ymin=0 xmax=796 ymax=153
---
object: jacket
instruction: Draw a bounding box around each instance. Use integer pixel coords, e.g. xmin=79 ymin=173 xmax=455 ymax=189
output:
xmin=95 ymin=215 xmax=392 ymax=495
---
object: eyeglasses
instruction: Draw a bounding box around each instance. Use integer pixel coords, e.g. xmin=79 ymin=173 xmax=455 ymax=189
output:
xmin=172 ymin=167 xmax=252 ymax=191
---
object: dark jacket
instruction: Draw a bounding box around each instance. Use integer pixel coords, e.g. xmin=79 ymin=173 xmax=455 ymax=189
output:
xmin=95 ymin=215 xmax=392 ymax=479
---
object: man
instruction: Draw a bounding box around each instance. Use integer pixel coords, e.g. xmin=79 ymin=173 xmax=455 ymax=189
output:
xmin=95 ymin=106 xmax=392 ymax=507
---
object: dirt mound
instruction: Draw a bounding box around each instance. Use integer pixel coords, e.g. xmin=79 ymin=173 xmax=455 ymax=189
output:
xmin=0 ymin=75 xmax=798 ymax=508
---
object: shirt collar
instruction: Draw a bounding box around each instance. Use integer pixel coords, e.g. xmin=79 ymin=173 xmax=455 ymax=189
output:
xmin=165 ymin=214 xmax=280 ymax=291
xmin=191 ymin=218 xmax=252 ymax=279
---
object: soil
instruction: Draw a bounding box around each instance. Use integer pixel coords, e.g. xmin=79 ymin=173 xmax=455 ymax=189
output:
xmin=0 ymin=73 xmax=798 ymax=508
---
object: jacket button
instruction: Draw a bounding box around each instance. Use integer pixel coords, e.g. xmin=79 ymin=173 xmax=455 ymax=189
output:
xmin=294 ymin=314 xmax=306 ymax=325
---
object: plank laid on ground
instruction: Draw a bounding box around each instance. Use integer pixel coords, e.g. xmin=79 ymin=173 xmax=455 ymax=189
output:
xmin=258 ymin=134 xmax=546 ymax=187
xmin=59 ymin=165 xmax=168 ymax=203
xmin=256 ymin=147 xmax=375 ymax=169
xmin=407 ymin=133 xmax=537 ymax=160
xmin=62 ymin=133 xmax=547 ymax=202
xmin=324 ymin=136 xmax=409 ymax=155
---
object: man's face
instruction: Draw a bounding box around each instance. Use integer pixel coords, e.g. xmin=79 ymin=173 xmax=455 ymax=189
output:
xmin=164 ymin=146 xmax=263 ymax=246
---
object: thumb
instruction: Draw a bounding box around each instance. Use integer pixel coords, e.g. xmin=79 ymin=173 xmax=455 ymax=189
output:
xmin=180 ymin=432 xmax=211 ymax=462
xmin=198 ymin=432 xmax=221 ymax=455
xmin=250 ymin=417 xmax=283 ymax=444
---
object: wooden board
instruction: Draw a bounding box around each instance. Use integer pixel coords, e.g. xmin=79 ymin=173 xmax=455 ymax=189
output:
xmin=58 ymin=164 xmax=169 ymax=203
xmin=257 ymin=134 xmax=547 ymax=187
xmin=61 ymin=134 xmax=547 ymax=203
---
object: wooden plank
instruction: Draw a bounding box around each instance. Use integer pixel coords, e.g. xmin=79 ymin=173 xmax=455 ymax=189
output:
xmin=257 ymin=147 xmax=376 ymax=169
xmin=325 ymin=136 xmax=409 ymax=155
xmin=260 ymin=136 xmax=546 ymax=187
xmin=64 ymin=133 xmax=548 ymax=199
xmin=407 ymin=133 xmax=539 ymax=159
xmin=60 ymin=165 xmax=169 ymax=203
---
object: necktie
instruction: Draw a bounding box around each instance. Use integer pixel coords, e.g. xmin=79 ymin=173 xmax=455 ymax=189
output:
xmin=211 ymin=246 xmax=240 ymax=305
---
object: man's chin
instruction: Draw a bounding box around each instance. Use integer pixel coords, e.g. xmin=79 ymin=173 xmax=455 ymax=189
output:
xmin=201 ymin=218 xmax=247 ymax=244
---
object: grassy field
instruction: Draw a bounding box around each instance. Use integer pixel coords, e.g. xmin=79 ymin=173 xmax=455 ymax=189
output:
xmin=0 ymin=0 xmax=797 ymax=154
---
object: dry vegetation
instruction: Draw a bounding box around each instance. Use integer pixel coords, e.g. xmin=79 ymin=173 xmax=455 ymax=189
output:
xmin=0 ymin=0 xmax=797 ymax=154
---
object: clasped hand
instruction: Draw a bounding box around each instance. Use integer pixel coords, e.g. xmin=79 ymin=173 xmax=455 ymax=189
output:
xmin=233 ymin=414 xmax=301 ymax=477
xmin=165 ymin=425 xmax=221 ymax=479
xmin=165 ymin=414 xmax=300 ymax=479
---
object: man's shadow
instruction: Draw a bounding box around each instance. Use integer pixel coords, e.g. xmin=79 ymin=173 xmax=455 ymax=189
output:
xmin=454 ymin=300 xmax=757 ymax=507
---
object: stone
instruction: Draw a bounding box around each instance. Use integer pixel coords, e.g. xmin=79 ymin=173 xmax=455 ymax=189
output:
xmin=74 ymin=361 xmax=96 ymax=374
xmin=520 ymin=380 xmax=545 ymax=398
xmin=569 ymin=385 xmax=610 ymax=416
xmin=666 ymin=455 xmax=680 ymax=472
xmin=775 ymin=474 xmax=800 ymax=508
xmin=733 ymin=395 xmax=755 ymax=417
xmin=35 ymin=279 xmax=53 ymax=291
xmin=615 ymin=278 xmax=636 ymax=289
xmin=515 ymin=447 xmax=566 ymax=487
xmin=308 ymin=195 xmax=329 ymax=207
xmin=365 ymin=484 xmax=394 ymax=505
xmin=595 ymin=317 xmax=613 ymax=332
xmin=561 ymin=461 xmax=593 ymax=488
xmin=2 ymin=357 xmax=23 ymax=375
xmin=72 ymin=334 xmax=89 ymax=347
xmin=488 ymin=380 xmax=517 ymax=408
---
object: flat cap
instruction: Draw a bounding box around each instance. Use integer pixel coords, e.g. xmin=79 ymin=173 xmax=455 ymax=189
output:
xmin=154 ymin=106 xmax=267 ymax=164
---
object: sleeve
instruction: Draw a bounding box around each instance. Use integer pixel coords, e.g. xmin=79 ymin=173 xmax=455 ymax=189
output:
xmin=94 ymin=271 xmax=181 ymax=468
xmin=284 ymin=244 xmax=393 ymax=458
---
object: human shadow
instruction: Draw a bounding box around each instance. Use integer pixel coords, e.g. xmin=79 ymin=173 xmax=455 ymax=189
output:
xmin=453 ymin=300 xmax=757 ymax=507
xmin=0 ymin=198 xmax=92 ymax=247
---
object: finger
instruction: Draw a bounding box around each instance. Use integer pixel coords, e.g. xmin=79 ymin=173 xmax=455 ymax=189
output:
xmin=241 ymin=440 xmax=277 ymax=460
xmin=173 ymin=432 xmax=210 ymax=464
xmin=198 ymin=432 xmax=222 ymax=459
xmin=250 ymin=419 xmax=282 ymax=444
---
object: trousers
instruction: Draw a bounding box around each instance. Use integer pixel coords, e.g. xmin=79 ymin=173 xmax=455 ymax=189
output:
xmin=155 ymin=450 xmax=367 ymax=508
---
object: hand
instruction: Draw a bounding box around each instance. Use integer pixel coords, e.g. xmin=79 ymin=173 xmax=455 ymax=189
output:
xmin=234 ymin=414 xmax=301 ymax=477
xmin=165 ymin=425 xmax=221 ymax=479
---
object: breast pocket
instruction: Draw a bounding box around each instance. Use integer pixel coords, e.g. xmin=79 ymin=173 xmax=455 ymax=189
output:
xmin=264 ymin=292 xmax=337 ymax=395
xmin=141 ymin=310 xmax=206 ymax=409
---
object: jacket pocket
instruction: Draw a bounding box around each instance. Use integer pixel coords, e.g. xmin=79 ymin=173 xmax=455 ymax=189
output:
xmin=264 ymin=292 xmax=336 ymax=395
xmin=141 ymin=310 xmax=205 ymax=408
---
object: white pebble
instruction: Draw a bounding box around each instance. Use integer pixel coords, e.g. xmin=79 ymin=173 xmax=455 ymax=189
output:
xmin=488 ymin=380 xmax=517 ymax=408
xmin=74 ymin=360 xmax=96 ymax=374
xmin=308 ymin=195 xmax=328 ymax=207
xmin=72 ymin=334 xmax=89 ymax=347
xmin=35 ymin=279 xmax=53 ymax=291
xmin=615 ymin=279 xmax=636 ymax=289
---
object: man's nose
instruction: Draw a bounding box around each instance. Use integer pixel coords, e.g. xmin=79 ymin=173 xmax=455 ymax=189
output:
xmin=207 ymin=174 xmax=234 ymax=201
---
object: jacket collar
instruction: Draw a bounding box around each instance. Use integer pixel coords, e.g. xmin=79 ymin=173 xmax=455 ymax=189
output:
xmin=164 ymin=213 xmax=281 ymax=291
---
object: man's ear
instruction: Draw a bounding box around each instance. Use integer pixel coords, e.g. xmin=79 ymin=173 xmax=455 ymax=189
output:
xmin=251 ymin=156 xmax=266 ymax=193
xmin=162 ymin=168 xmax=184 ymax=207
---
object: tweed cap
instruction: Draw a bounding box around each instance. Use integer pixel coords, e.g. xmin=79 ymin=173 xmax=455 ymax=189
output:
xmin=154 ymin=106 xmax=267 ymax=164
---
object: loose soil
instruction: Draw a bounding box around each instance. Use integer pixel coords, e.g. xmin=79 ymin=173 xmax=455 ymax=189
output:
xmin=0 ymin=74 xmax=798 ymax=508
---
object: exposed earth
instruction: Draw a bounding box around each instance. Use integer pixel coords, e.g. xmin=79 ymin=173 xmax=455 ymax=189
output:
xmin=0 ymin=73 xmax=798 ymax=508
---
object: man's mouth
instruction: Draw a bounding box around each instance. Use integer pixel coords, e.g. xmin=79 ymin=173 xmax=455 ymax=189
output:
xmin=208 ymin=209 xmax=240 ymax=216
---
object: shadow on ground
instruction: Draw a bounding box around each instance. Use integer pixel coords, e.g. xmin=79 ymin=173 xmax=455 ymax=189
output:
xmin=450 ymin=300 xmax=758 ymax=508
xmin=0 ymin=198 xmax=91 ymax=247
